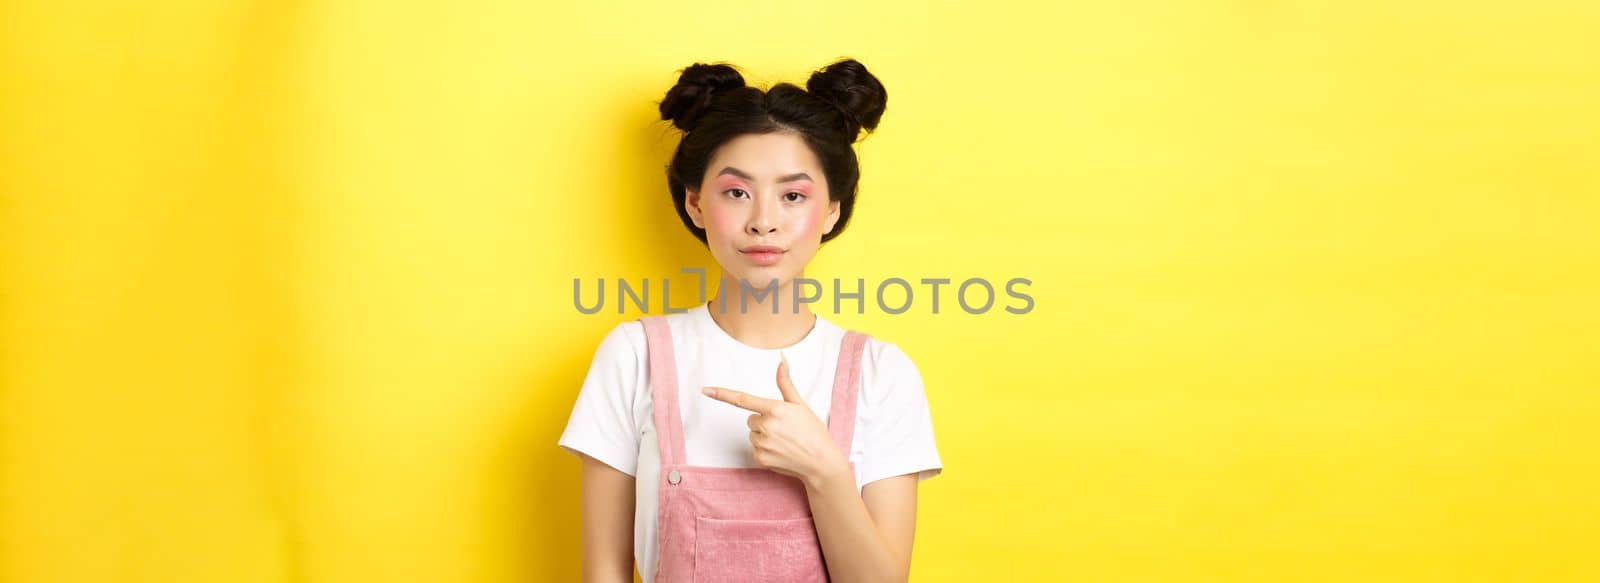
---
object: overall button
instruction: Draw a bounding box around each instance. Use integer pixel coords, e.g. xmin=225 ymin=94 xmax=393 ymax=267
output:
xmin=667 ymin=470 xmax=682 ymax=485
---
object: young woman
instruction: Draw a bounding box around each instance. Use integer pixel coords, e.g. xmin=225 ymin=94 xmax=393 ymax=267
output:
xmin=558 ymin=58 xmax=943 ymax=583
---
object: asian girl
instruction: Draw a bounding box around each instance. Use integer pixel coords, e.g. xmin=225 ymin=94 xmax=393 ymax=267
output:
xmin=558 ymin=58 xmax=943 ymax=583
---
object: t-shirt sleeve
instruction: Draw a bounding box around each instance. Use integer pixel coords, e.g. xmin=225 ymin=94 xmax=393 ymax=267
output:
xmin=858 ymin=341 xmax=944 ymax=488
xmin=557 ymin=322 xmax=644 ymax=476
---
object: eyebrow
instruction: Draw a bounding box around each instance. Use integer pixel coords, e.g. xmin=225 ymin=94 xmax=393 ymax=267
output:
xmin=715 ymin=166 xmax=813 ymax=183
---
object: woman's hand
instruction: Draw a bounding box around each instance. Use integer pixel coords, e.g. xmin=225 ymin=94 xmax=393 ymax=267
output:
xmin=701 ymin=355 xmax=848 ymax=487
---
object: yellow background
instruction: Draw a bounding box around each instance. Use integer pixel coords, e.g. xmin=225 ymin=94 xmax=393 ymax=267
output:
xmin=3 ymin=1 xmax=1597 ymax=581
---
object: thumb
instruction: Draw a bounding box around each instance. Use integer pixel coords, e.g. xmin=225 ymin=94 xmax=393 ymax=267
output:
xmin=775 ymin=353 xmax=803 ymax=403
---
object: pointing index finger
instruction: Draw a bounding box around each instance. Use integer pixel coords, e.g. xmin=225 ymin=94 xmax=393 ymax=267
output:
xmin=701 ymin=386 xmax=777 ymax=414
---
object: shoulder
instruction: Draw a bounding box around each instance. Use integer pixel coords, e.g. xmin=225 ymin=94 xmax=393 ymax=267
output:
xmin=595 ymin=319 xmax=646 ymax=361
xmin=854 ymin=330 xmax=919 ymax=374
xmin=854 ymin=332 xmax=925 ymax=405
xmin=583 ymin=320 xmax=650 ymax=386
xmin=591 ymin=310 xmax=700 ymax=367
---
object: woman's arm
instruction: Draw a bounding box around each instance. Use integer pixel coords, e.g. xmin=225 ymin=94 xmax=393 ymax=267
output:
xmin=578 ymin=453 xmax=636 ymax=583
xmin=805 ymin=469 xmax=919 ymax=583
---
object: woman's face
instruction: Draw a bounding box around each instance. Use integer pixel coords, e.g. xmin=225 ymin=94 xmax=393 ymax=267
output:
xmin=685 ymin=132 xmax=840 ymax=290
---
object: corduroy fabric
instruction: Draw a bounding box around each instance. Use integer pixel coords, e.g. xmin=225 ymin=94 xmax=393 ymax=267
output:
xmin=640 ymin=315 xmax=868 ymax=582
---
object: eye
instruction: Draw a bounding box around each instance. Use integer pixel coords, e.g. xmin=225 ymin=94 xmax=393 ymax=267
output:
xmin=783 ymin=192 xmax=807 ymax=203
xmin=724 ymin=188 xmax=749 ymax=199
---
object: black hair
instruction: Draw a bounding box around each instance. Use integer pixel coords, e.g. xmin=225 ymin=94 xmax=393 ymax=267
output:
xmin=657 ymin=58 xmax=887 ymax=244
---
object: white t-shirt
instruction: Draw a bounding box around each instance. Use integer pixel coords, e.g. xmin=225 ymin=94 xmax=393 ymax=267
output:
xmin=557 ymin=302 xmax=943 ymax=582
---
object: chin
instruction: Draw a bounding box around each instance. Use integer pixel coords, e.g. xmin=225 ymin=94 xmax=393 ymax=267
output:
xmin=716 ymin=263 xmax=789 ymax=287
xmin=737 ymin=267 xmax=792 ymax=285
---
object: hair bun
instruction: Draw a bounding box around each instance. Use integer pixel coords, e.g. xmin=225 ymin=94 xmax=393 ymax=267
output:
xmin=659 ymin=63 xmax=746 ymax=132
xmin=805 ymin=59 xmax=887 ymax=141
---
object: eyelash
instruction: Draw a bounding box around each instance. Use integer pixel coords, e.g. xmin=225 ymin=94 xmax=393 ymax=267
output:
xmin=725 ymin=188 xmax=807 ymax=202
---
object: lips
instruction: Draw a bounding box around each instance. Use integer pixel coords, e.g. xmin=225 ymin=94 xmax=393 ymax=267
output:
xmin=739 ymin=245 xmax=786 ymax=266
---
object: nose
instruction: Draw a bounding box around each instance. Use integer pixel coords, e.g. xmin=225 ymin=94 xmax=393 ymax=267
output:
xmin=746 ymin=195 xmax=777 ymax=235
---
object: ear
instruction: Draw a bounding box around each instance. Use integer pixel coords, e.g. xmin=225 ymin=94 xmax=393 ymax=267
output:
xmin=685 ymin=186 xmax=706 ymax=229
xmin=822 ymin=199 xmax=841 ymax=234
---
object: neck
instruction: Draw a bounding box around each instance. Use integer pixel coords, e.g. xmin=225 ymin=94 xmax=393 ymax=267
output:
xmin=706 ymin=270 xmax=817 ymax=349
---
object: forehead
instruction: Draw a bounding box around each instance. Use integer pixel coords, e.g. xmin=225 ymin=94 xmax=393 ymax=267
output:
xmin=705 ymin=132 xmax=823 ymax=181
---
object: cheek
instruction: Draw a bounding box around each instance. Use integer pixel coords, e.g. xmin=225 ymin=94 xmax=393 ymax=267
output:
xmin=788 ymin=203 xmax=827 ymax=235
xmin=700 ymin=202 xmax=743 ymax=238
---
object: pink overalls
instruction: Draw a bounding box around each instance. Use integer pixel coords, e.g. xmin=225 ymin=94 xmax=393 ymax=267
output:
xmin=640 ymin=315 xmax=869 ymax=583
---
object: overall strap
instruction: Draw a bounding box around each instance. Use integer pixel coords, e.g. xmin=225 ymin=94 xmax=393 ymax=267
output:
xmin=827 ymin=331 xmax=870 ymax=455
xmin=639 ymin=316 xmax=687 ymax=466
